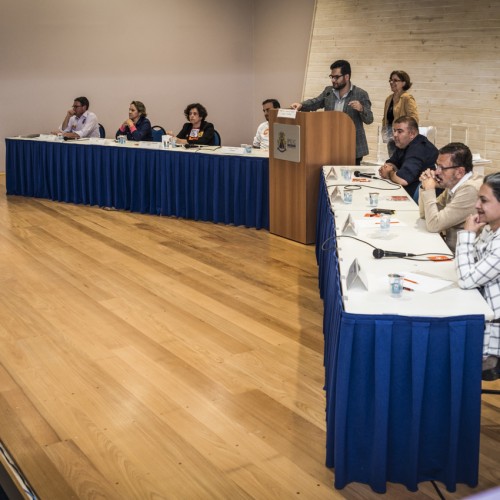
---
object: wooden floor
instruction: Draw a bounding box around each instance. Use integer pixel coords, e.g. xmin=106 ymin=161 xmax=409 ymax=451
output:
xmin=0 ymin=174 xmax=498 ymax=499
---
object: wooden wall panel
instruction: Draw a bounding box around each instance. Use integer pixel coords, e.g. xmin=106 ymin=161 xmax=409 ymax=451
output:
xmin=304 ymin=0 xmax=500 ymax=167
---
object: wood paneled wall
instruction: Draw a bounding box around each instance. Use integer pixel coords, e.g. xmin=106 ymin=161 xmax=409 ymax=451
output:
xmin=304 ymin=0 xmax=500 ymax=168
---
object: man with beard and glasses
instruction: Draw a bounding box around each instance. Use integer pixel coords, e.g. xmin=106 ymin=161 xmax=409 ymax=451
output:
xmin=418 ymin=142 xmax=483 ymax=252
xmin=290 ymin=59 xmax=373 ymax=165
xmin=378 ymin=115 xmax=438 ymax=199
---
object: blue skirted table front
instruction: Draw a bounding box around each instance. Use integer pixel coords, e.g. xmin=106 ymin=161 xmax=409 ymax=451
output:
xmin=5 ymin=139 xmax=269 ymax=229
xmin=315 ymin=176 xmax=484 ymax=493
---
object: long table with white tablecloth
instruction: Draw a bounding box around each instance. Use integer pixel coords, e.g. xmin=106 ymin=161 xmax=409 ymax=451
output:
xmin=5 ymin=138 xmax=269 ymax=229
xmin=316 ymin=165 xmax=493 ymax=493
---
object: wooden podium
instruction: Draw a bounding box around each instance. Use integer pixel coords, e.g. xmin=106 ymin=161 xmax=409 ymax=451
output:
xmin=269 ymin=110 xmax=355 ymax=244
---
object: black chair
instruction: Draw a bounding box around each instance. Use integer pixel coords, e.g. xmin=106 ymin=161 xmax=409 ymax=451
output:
xmin=98 ymin=123 xmax=106 ymax=138
xmin=152 ymin=125 xmax=166 ymax=142
xmin=213 ymin=129 xmax=221 ymax=146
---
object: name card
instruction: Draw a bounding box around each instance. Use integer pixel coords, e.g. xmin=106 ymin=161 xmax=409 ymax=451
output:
xmin=341 ymin=213 xmax=358 ymax=236
xmin=345 ymin=258 xmax=369 ymax=291
xmin=277 ymin=109 xmax=297 ymax=119
xmin=325 ymin=166 xmax=337 ymax=180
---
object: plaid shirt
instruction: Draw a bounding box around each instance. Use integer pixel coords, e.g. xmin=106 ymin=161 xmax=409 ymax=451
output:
xmin=455 ymin=228 xmax=500 ymax=356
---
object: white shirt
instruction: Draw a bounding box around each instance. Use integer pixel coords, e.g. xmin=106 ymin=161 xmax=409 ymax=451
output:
xmin=333 ymin=83 xmax=352 ymax=112
xmin=253 ymin=121 xmax=270 ymax=150
xmin=61 ymin=110 xmax=100 ymax=138
xmin=450 ymin=171 xmax=472 ymax=195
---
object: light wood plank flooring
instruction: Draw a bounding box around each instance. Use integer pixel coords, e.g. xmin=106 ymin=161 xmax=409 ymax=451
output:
xmin=0 ymin=174 xmax=498 ymax=499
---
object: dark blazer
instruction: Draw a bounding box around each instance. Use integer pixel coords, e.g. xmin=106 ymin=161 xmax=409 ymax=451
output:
xmin=116 ymin=115 xmax=153 ymax=141
xmin=300 ymin=84 xmax=373 ymax=158
xmin=177 ymin=121 xmax=215 ymax=145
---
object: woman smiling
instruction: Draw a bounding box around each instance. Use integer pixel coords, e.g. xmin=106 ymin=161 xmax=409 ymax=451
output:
xmin=456 ymin=173 xmax=500 ymax=381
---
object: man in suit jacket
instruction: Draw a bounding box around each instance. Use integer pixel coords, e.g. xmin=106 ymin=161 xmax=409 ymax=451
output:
xmin=291 ymin=59 xmax=373 ymax=165
xmin=419 ymin=142 xmax=483 ymax=252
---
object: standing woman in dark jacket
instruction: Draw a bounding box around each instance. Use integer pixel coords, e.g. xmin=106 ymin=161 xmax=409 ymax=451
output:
xmin=116 ymin=101 xmax=153 ymax=141
xmin=171 ymin=103 xmax=215 ymax=146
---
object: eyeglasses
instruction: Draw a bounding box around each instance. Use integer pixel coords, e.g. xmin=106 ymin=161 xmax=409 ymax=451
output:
xmin=72 ymin=105 xmax=83 ymax=109
xmin=434 ymin=164 xmax=461 ymax=171
xmin=329 ymin=74 xmax=344 ymax=81
xmin=389 ymin=79 xmax=402 ymax=83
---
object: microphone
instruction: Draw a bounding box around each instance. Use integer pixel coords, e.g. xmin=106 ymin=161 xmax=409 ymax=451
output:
xmin=373 ymin=248 xmax=416 ymax=259
xmin=354 ymin=170 xmax=374 ymax=178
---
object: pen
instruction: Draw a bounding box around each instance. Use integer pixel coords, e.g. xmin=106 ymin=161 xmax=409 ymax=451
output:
xmin=404 ymin=278 xmax=418 ymax=284
xmin=403 ymin=287 xmax=414 ymax=292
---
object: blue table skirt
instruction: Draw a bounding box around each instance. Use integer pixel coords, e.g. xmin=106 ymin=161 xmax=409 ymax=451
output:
xmin=5 ymin=139 xmax=269 ymax=229
xmin=316 ymin=177 xmax=484 ymax=493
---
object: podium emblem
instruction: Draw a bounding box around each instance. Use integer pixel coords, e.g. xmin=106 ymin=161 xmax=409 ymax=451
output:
xmin=277 ymin=132 xmax=287 ymax=152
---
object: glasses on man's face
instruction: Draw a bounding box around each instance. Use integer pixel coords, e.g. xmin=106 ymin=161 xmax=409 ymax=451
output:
xmin=389 ymin=79 xmax=402 ymax=83
xmin=329 ymin=74 xmax=344 ymax=81
xmin=72 ymin=105 xmax=83 ymax=109
xmin=434 ymin=164 xmax=460 ymax=171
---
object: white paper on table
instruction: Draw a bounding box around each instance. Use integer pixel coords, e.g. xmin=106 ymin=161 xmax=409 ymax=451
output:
xmin=401 ymin=272 xmax=454 ymax=293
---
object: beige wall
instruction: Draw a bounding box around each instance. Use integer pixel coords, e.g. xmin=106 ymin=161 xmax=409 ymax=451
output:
xmin=304 ymin=0 xmax=500 ymax=168
xmin=0 ymin=0 xmax=315 ymax=171
xmin=253 ymin=0 xmax=315 ymax=113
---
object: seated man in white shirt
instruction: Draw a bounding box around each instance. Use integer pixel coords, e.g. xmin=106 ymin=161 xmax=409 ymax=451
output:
xmin=253 ymin=98 xmax=280 ymax=150
xmin=418 ymin=142 xmax=483 ymax=252
xmin=52 ymin=96 xmax=100 ymax=139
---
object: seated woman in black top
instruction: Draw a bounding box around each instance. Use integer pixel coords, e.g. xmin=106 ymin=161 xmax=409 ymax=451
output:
xmin=116 ymin=101 xmax=153 ymax=141
xmin=173 ymin=103 xmax=215 ymax=146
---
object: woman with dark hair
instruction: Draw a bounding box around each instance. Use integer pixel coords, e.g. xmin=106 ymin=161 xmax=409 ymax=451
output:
xmin=382 ymin=70 xmax=419 ymax=155
xmin=172 ymin=103 xmax=215 ymax=145
xmin=116 ymin=101 xmax=153 ymax=141
xmin=456 ymin=173 xmax=500 ymax=380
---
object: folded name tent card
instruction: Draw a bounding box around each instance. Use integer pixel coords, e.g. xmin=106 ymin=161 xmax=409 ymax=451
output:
xmin=220 ymin=146 xmax=247 ymax=155
xmin=325 ymin=166 xmax=337 ymax=180
xmin=345 ymin=258 xmax=369 ymax=291
xmin=329 ymin=186 xmax=343 ymax=203
xmin=341 ymin=213 xmax=358 ymax=236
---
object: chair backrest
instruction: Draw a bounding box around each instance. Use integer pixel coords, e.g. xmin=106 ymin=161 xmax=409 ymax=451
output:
xmin=98 ymin=123 xmax=106 ymax=138
xmin=213 ymin=129 xmax=221 ymax=146
xmin=419 ymin=126 xmax=436 ymax=144
xmin=152 ymin=125 xmax=166 ymax=142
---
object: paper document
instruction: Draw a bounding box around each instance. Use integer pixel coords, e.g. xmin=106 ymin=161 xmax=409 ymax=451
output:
xmin=401 ymin=273 xmax=454 ymax=293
